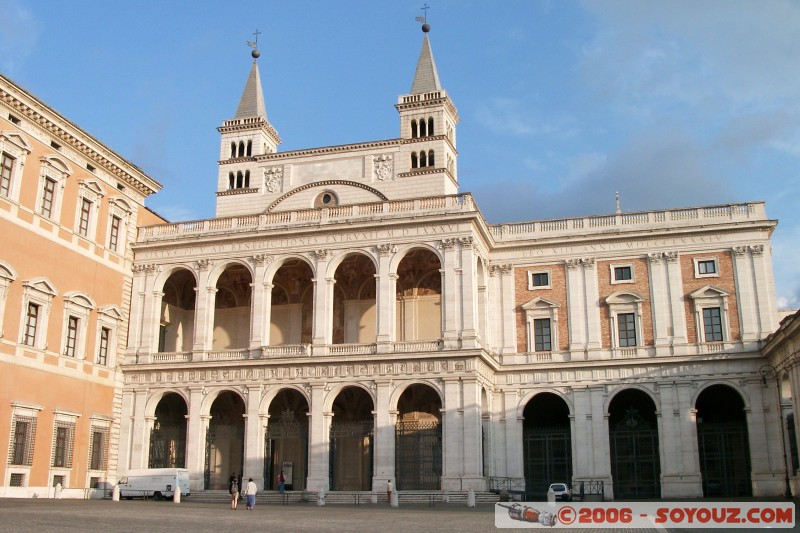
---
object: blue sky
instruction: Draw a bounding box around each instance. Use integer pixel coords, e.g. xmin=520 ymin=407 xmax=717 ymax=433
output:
xmin=2 ymin=0 xmax=799 ymax=310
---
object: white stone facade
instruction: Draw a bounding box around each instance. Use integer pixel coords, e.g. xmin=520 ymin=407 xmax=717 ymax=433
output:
xmin=119 ymin=34 xmax=791 ymax=499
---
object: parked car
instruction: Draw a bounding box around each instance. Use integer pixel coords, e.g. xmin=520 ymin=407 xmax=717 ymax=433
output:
xmin=548 ymin=483 xmax=572 ymax=501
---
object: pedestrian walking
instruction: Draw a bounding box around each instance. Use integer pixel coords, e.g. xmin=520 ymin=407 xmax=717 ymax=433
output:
xmin=229 ymin=473 xmax=239 ymax=510
xmin=386 ymin=480 xmax=393 ymax=504
xmin=278 ymin=471 xmax=286 ymax=495
xmin=246 ymin=478 xmax=258 ymax=510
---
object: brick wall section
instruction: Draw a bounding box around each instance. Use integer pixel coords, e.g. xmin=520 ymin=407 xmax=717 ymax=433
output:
xmin=514 ymin=263 xmax=569 ymax=353
xmin=597 ymin=258 xmax=654 ymax=348
xmin=681 ymin=251 xmax=740 ymax=343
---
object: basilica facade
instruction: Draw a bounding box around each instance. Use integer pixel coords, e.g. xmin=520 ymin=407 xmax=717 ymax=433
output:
xmin=119 ymin=28 xmax=791 ymax=500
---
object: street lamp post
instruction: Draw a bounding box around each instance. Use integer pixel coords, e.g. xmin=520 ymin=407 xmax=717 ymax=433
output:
xmin=760 ymin=364 xmax=792 ymax=498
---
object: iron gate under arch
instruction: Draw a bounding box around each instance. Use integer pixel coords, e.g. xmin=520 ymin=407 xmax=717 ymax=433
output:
xmin=523 ymin=424 xmax=572 ymax=498
xmin=609 ymin=407 xmax=660 ymax=499
xmin=204 ymin=424 xmax=244 ymax=490
xmin=395 ymin=419 xmax=442 ymax=490
xmin=328 ymin=420 xmax=373 ymax=491
xmin=264 ymin=409 xmax=308 ymax=491
xmin=697 ymin=421 xmax=752 ymax=496
xmin=148 ymin=423 xmax=186 ymax=468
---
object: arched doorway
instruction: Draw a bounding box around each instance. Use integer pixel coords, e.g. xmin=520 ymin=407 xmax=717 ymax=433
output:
xmin=265 ymin=389 xmax=309 ymax=491
xmin=522 ymin=392 xmax=572 ymax=498
xmin=695 ymin=384 xmax=752 ymax=496
xmin=608 ymin=389 xmax=661 ymax=499
xmin=329 ymin=387 xmax=374 ymax=490
xmin=332 ymin=254 xmax=376 ymax=344
xmin=205 ymin=391 xmax=245 ymax=489
xmin=149 ymin=393 xmax=187 ymax=468
xmin=396 ymin=248 xmax=442 ymax=341
xmin=212 ymin=264 xmax=252 ymax=350
xmin=395 ymin=384 xmax=442 ymax=489
xmin=159 ymin=269 xmax=196 ymax=352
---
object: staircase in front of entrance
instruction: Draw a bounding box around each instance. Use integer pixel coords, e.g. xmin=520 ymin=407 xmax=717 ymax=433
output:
xmin=187 ymin=490 xmax=499 ymax=506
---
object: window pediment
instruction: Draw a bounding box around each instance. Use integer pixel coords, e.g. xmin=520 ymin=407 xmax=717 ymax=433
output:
xmin=40 ymin=155 xmax=72 ymax=176
xmin=97 ymin=305 xmax=123 ymax=322
xmin=605 ymin=290 xmax=645 ymax=305
xmin=79 ymin=179 xmax=105 ymax=198
xmin=522 ymin=296 xmax=561 ymax=311
xmin=63 ymin=291 xmax=96 ymax=310
xmin=689 ymin=285 xmax=729 ymax=300
xmin=0 ymin=260 xmax=17 ymax=281
xmin=23 ymin=277 xmax=57 ymax=297
xmin=0 ymin=131 xmax=32 ymax=153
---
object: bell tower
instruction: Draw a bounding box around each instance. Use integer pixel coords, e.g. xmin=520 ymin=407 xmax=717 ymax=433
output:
xmin=216 ymin=40 xmax=281 ymax=211
xmin=396 ymin=22 xmax=459 ymax=193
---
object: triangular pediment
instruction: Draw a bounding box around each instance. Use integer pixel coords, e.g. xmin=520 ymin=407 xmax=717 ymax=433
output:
xmin=23 ymin=277 xmax=57 ymax=296
xmin=0 ymin=130 xmax=32 ymax=152
xmin=522 ymin=296 xmax=561 ymax=310
xmin=79 ymin=179 xmax=105 ymax=197
xmin=690 ymin=285 xmax=729 ymax=300
xmin=97 ymin=305 xmax=123 ymax=321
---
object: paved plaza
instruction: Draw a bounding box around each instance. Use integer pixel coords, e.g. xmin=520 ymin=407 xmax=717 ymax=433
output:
xmin=0 ymin=497 xmax=797 ymax=532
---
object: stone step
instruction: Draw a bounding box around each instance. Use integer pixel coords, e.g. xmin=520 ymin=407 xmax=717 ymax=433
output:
xmin=184 ymin=490 xmax=499 ymax=505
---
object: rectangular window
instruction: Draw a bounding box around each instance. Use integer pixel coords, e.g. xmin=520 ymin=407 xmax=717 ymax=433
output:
xmin=41 ymin=177 xmax=56 ymax=218
xmin=89 ymin=428 xmax=108 ymax=471
xmin=52 ymin=427 xmax=69 ymax=468
xmin=65 ymin=316 xmax=78 ymax=357
xmin=9 ymin=473 xmax=25 ymax=487
xmin=0 ymin=152 xmax=14 ymax=197
xmin=617 ymin=313 xmax=637 ymax=347
xmin=698 ymin=259 xmax=717 ymax=275
xmin=109 ymin=215 xmax=121 ymax=251
xmin=52 ymin=475 xmax=65 ymax=488
xmin=533 ymin=318 xmax=552 ymax=352
xmin=23 ymin=302 xmax=39 ymax=346
xmin=703 ymin=307 xmax=723 ymax=342
xmin=10 ymin=416 xmax=36 ymax=466
xmin=78 ymin=198 xmax=92 ymax=237
xmin=614 ymin=266 xmax=633 ymax=281
xmin=531 ymin=273 xmax=549 ymax=288
xmin=97 ymin=327 xmax=110 ymax=365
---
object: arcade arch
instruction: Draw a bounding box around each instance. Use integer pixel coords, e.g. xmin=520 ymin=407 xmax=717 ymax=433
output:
xmin=148 ymin=392 xmax=187 ymax=468
xmin=212 ymin=264 xmax=252 ymax=350
xmin=332 ymin=253 xmax=376 ymax=344
xmin=265 ymin=389 xmax=309 ymax=491
xmin=521 ymin=392 xmax=572 ymax=497
xmin=608 ymin=388 xmax=661 ymax=499
xmin=269 ymin=258 xmax=314 ymax=345
xmin=329 ymin=386 xmax=375 ymax=490
xmin=205 ymin=391 xmax=246 ymax=490
xmin=395 ymin=248 xmax=442 ymax=342
xmin=395 ymin=384 xmax=442 ymax=489
xmin=159 ymin=268 xmax=196 ymax=352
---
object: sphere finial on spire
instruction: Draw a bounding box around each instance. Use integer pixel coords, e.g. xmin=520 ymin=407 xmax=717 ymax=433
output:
xmin=416 ymin=4 xmax=430 ymax=32
xmin=422 ymin=23 xmax=430 ymax=33
xmin=247 ymin=29 xmax=261 ymax=60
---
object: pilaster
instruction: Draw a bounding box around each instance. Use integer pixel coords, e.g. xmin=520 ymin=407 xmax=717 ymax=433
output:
xmin=459 ymin=237 xmax=478 ymax=348
xmin=441 ymin=378 xmax=462 ymax=489
xmin=375 ymin=244 xmax=395 ymax=350
xmin=243 ymin=385 xmax=264 ymax=487
xmin=441 ymin=239 xmax=459 ymax=348
xmin=306 ymin=384 xmax=330 ymax=491
xmin=185 ymin=387 xmax=207 ymax=491
xmin=461 ymin=379 xmax=485 ymax=489
xmin=372 ymin=380 xmax=396 ymax=490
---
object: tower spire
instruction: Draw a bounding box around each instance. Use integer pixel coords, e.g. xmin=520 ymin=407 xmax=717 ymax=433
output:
xmin=236 ymin=33 xmax=267 ymax=120
xmin=410 ymin=18 xmax=441 ymax=94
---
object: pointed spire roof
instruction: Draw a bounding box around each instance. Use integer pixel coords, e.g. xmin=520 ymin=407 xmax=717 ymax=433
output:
xmin=410 ymin=31 xmax=442 ymax=94
xmin=235 ymin=58 xmax=267 ymax=120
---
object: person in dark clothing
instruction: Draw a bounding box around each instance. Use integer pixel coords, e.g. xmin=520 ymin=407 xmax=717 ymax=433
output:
xmin=229 ymin=473 xmax=239 ymax=510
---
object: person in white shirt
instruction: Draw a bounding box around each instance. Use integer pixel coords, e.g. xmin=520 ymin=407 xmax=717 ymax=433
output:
xmin=245 ymin=478 xmax=258 ymax=510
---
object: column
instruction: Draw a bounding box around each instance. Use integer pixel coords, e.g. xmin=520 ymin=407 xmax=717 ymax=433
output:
xmin=647 ymin=253 xmax=670 ymax=346
xmin=134 ymin=265 xmax=160 ymax=355
xmin=565 ymin=259 xmax=586 ymax=351
xmin=658 ymin=382 xmax=702 ymax=497
xmin=441 ymin=239 xmax=459 ymax=348
xmin=732 ymin=246 xmax=758 ymax=343
xmin=664 ymin=252 xmax=687 ymax=346
xmin=750 ymin=244 xmax=777 ymax=338
xmin=117 ymin=390 xmax=136 ymax=472
xmin=311 ymin=250 xmax=331 ymax=354
xmin=571 ymin=388 xmax=593 ymax=484
xmin=243 ymin=385 xmax=264 ymax=487
xmin=306 ymin=384 xmax=330 ymax=491
xmin=503 ymin=390 xmax=523 ymax=481
xmin=375 ymin=245 xmax=395 ymax=351
xmin=582 ymin=258 xmax=601 ymax=350
xmin=372 ymin=380 xmax=396 ymax=490
xmin=128 ymin=390 xmax=149 ymax=469
xmin=499 ymin=265 xmax=516 ymax=354
xmin=192 ymin=265 xmax=214 ymax=352
xmin=748 ymin=378 xmax=786 ymax=496
xmin=261 ymin=282 xmax=274 ymax=347
xmin=441 ymin=378 xmax=462 ymax=490
xmin=185 ymin=386 xmax=206 ymax=491
xmin=590 ymin=386 xmax=612 ymax=500
xmin=461 ymin=379 xmax=485 ymax=489
xmin=459 ymin=237 xmax=478 ymax=348
xmin=248 ymin=254 xmax=272 ymax=351
xmin=127 ymin=266 xmax=148 ymax=354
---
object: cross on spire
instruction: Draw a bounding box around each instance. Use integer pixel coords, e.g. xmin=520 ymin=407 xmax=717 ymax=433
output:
xmin=246 ymin=29 xmax=261 ymax=49
xmin=416 ymin=3 xmax=430 ymax=24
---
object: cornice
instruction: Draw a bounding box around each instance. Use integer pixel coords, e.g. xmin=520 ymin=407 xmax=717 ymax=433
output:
xmin=255 ymin=139 xmax=402 ymax=161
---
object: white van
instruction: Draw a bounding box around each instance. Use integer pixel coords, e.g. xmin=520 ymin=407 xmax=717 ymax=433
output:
xmin=117 ymin=468 xmax=190 ymax=500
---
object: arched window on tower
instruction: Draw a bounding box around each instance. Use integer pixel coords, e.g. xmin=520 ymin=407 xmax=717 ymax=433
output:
xmin=228 ymin=172 xmax=235 ymax=189
xmin=230 ymin=142 xmax=236 ymax=159
xmin=246 ymin=140 xmax=252 ymax=157
xmin=236 ymin=171 xmax=243 ymax=188
xmin=238 ymin=142 xmax=245 ymax=158
xmin=244 ymin=171 xmax=250 ymax=188
xmin=411 ymin=120 xmax=418 ymax=139
xmin=411 ymin=152 xmax=418 ymax=169
xmin=419 ymin=119 xmax=427 ymax=137
xmin=428 ymin=117 xmax=434 ymax=136
xmin=420 ymin=151 xmax=428 ymax=168
xmin=428 ymin=150 xmax=435 ymax=167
